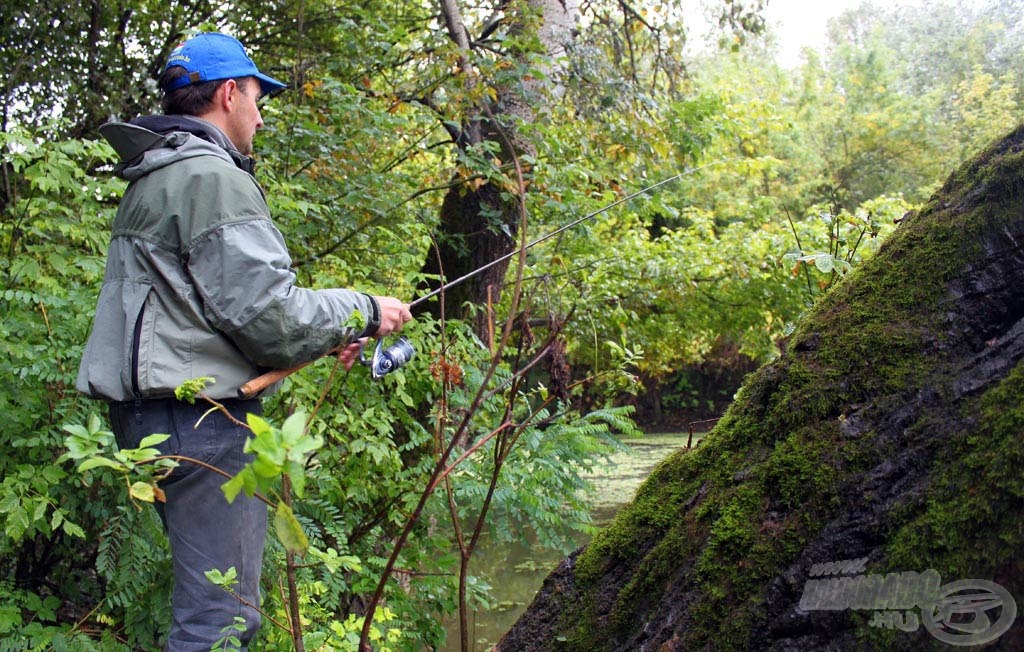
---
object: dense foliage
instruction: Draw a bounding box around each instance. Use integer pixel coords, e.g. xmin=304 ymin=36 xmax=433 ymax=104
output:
xmin=1 ymin=0 xmax=1021 ymax=649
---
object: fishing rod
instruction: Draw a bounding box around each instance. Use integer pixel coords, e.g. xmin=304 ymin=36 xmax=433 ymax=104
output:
xmin=238 ymin=165 xmax=710 ymax=398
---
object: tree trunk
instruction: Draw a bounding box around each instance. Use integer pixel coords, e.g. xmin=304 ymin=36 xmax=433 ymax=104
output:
xmin=421 ymin=181 xmax=517 ymax=337
xmin=496 ymin=126 xmax=1024 ymax=650
xmin=418 ymin=0 xmax=579 ymax=338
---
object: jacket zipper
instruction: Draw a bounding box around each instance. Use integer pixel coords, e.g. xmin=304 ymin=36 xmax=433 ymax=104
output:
xmin=130 ymin=301 xmax=145 ymax=398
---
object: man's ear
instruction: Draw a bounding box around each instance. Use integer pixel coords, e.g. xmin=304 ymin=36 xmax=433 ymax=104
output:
xmin=216 ymin=79 xmax=239 ymax=112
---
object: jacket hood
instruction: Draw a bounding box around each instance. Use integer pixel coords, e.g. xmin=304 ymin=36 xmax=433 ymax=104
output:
xmin=99 ymin=115 xmax=255 ymax=181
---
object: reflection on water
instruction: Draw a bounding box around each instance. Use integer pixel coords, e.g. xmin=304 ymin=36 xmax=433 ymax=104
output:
xmin=440 ymin=432 xmax=698 ymax=651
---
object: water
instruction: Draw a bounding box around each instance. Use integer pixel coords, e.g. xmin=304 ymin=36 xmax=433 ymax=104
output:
xmin=440 ymin=432 xmax=697 ymax=651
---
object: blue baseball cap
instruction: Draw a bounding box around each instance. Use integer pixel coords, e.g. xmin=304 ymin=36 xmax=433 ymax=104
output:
xmin=163 ymin=33 xmax=287 ymax=97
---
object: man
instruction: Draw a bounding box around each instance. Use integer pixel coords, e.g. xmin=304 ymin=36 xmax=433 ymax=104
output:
xmin=76 ymin=32 xmax=412 ymax=650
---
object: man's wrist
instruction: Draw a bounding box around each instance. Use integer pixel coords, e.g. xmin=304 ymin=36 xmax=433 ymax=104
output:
xmin=360 ymin=294 xmax=381 ymax=337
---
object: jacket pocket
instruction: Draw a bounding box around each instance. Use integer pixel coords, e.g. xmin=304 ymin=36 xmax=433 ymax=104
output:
xmin=122 ymin=281 xmax=154 ymax=398
xmin=75 ymin=279 xmax=154 ymax=401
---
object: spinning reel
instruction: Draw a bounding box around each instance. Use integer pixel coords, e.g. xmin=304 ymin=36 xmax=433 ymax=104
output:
xmin=359 ymin=336 xmax=415 ymax=379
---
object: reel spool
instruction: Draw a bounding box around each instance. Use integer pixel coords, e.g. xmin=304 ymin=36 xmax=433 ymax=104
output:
xmin=360 ymin=336 xmax=415 ymax=379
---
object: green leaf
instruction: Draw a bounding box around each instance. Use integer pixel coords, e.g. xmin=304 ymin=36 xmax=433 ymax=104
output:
xmin=288 ymin=433 xmax=323 ymax=459
xmin=273 ymin=501 xmax=309 ymax=555
xmin=286 ymin=460 xmax=306 ymax=499
xmin=280 ymin=411 xmax=307 ymax=446
xmin=246 ymin=414 xmax=273 ymax=438
xmin=61 ymin=424 xmax=89 ymax=440
xmin=61 ymin=520 xmax=86 ymax=538
xmin=175 ymin=377 xmax=215 ymax=403
xmin=41 ymin=465 xmax=65 ymax=484
xmin=0 ymin=494 xmax=20 ymax=514
xmin=251 ymin=455 xmax=281 ymax=479
xmin=813 ymin=255 xmax=834 ymax=274
xmin=77 ymin=457 xmax=125 ymax=473
xmin=137 ymin=433 xmax=171 ymax=449
xmin=343 ymin=309 xmax=365 ymax=331
xmin=249 ymin=430 xmax=286 ymax=468
xmin=222 ymin=468 xmax=257 ymax=503
xmin=204 ymin=566 xmax=238 ymax=588
xmin=129 ymin=481 xmax=156 ymax=502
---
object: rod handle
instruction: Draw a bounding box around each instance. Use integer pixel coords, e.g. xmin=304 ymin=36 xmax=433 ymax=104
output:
xmin=238 ymin=360 xmax=316 ymax=399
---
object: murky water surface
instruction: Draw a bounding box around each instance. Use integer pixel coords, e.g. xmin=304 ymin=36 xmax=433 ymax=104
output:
xmin=440 ymin=432 xmax=697 ymax=651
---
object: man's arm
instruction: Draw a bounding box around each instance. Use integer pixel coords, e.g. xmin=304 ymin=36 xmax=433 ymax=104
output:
xmin=187 ymin=218 xmax=408 ymax=369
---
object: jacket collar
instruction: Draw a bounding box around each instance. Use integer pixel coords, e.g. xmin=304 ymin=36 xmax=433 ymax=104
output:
xmin=136 ymin=115 xmax=256 ymax=174
xmin=101 ymin=114 xmax=256 ymax=177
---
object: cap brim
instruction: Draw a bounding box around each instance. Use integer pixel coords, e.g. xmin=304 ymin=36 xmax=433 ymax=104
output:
xmin=255 ymin=73 xmax=288 ymax=97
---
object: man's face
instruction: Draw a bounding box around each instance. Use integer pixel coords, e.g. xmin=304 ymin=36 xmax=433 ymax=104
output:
xmin=225 ymin=78 xmax=264 ymax=156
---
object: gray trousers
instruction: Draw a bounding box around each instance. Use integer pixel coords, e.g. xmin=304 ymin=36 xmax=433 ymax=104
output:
xmin=109 ymin=398 xmax=267 ymax=651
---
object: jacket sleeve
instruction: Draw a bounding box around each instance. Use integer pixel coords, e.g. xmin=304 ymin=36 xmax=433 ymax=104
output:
xmin=185 ymin=216 xmax=381 ymax=369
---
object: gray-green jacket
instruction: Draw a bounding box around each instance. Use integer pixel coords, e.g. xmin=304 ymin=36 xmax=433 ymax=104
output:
xmin=76 ymin=115 xmax=381 ymax=401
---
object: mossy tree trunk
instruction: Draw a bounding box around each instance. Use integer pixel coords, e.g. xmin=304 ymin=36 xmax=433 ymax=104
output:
xmin=498 ymin=126 xmax=1024 ymax=651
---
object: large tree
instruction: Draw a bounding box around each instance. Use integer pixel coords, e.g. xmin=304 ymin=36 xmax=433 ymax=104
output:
xmin=414 ymin=0 xmax=579 ymax=336
xmin=410 ymin=0 xmax=768 ymax=335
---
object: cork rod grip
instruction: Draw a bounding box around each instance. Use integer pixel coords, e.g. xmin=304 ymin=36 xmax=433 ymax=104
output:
xmin=237 ymin=363 xmax=309 ymax=399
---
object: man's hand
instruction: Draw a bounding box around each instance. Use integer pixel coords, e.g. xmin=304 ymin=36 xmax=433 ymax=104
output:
xmin=338 ymin=297 xmax=410 ymax=370
xmin=239 ymin=298 xmax=413 ymax=397
xmin=337 ymin=338 xmax=368 ymax=370
xmin=374 ymin=296 xmax=413 ymax=336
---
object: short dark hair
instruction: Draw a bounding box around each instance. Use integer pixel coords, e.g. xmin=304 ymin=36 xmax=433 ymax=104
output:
xmin=158 ymin=68 xmax=261 ymax=116
xmin=159 ymin=66 xmax=225 ymax=116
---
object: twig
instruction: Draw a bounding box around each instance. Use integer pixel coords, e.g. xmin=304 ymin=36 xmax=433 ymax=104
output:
xmin=358 ymin=80 xmax=534 ymax=652
xmin=195 ymin=395 xmax=249 ymax=429
xmin=145 ymin=455 xmax=275 ymax=508
xmin=783 ymin=204 xmax=815 ymax=300
xmin=428 ymin=420 xmax=514 ymax=493
xmin=307 ymin=339 xmax=355 ymax=427
xmin=227 ymin=587 xmax=291 ymax=633
xmin=281 ymin=475 xmax=306 ymax=652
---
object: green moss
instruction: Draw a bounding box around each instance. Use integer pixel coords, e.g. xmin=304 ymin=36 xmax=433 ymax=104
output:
xmin=884 ymin=359 xmax=1024 ymax=577
xmin=701 ymin=483 xmax=766 ymax=564
xmin=856 ymin=359 xmax=1024 ymax=649
xmin=760 ymin=424 xmax=843 ymax=510
xmin=574 ymin=447 xmax=708 ymax=587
